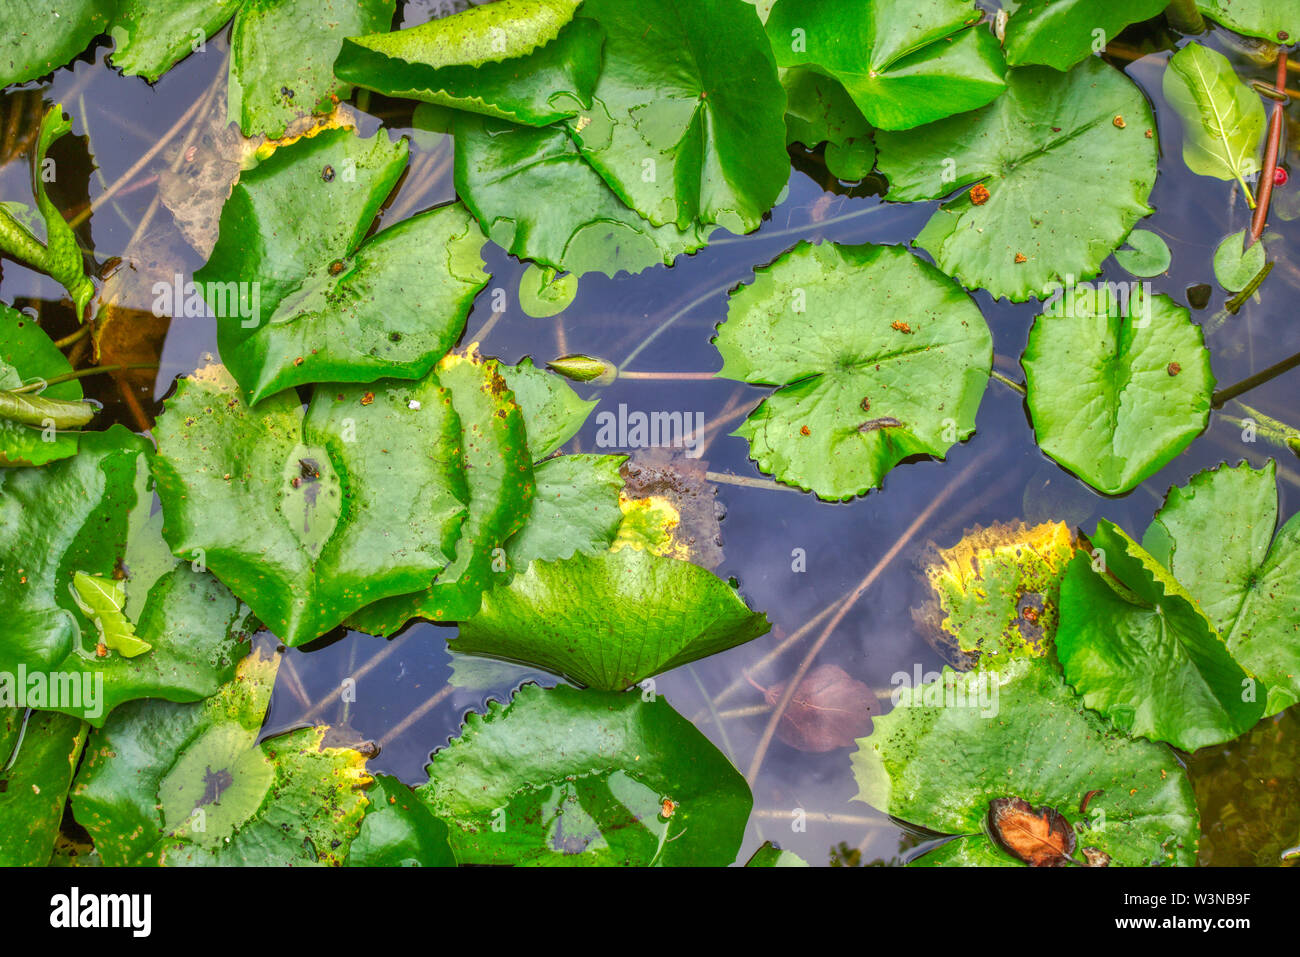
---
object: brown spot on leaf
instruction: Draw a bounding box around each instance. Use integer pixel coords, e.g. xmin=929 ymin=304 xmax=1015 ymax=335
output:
xmin=1113 ymin=115 xmax=1126 ymax=128
xmin=891 ymin=320 xmax=912 ymax=334
xmin=988 ymin=796 xmax=1078 ymax=866
xmin=969 ymin=183 xmax=990 ymax=205
xmin=800 ymin=425 xmax=810 ymax=436
xmin=360 ymin=392 xmax=374 ymax=406
xmin=1015 ymin=252 xmax=1027 ymax=263
xmin=1082 ymin=846 xmax=1111 ymax=867
xmin=859 ymin=417 xmax=903 ymax=432
xmin=1167 ymin=362 xmax=1181 ymax=376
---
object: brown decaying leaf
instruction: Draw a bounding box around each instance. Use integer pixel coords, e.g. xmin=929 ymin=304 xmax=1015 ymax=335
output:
xmin=1082 ymin=846 xmax=1111 ymax=867
xmin=619 ymin=449 xmax=724 ymax=569
xmin=763 ymin=663 xmax=873 ymax=752
xmin=987 ymin=796 xmax=1079 ymax=866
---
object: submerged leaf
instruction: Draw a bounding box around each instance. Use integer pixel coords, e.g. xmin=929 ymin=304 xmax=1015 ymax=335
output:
xmin=1057 ymin=521 xmax=1265 ymax=750
xmin=1022 ymin=288 xmax=1213 ymax=495
xmin=455 ymin=548 xmax=770 ymax=690
xmin=198 ymin=126 xmax=489 ymax=403
xmin=763 ymin=663 xmax=874 ymax=752
xmin=419 ymin=683 xmax=752 ymax=865
xmin=878 ymin=58 xmax=1158 ymax=302
xmin=766 ymin=0 xmax=1005 ymax=130
xmin=1143 ymin=460 xmax=1300 ymax=716
xmin=714 ymin=241 xmax=992 ymax=501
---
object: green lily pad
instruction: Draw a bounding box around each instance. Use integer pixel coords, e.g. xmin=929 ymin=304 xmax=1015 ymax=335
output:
xmin=153 ymin=364 xmax=470 ymax=646
xmin=71 ymin=652 xmax=374 ymax=866
xmin=0 ymin=426 xmax=254 ymax=725
xmin=1022 ymin=288 xmax=1213 ymax=495
xmin=345 ymin=774 xmax=457 ymax=867
xmin=1114 ymin=228 xmax=1172 ymax=277
xmin=505 ymin=454 xmax=625 ymax=568
xmin=780 ymin=67 xmax=876 ymax=181
xmin=1057 ymin=521 xmax=1265 ymax=750
xmin=0 ymin=709 xmax=87 ymax=866
xmin=455 ymin=548 xmax=770 ymax=690
xmin=878 ymin=58 xmax=1158 ymax=302
xmin=518 ymin=264 xmax=579 ymax=318
xmin=713 ymin=241 xmax=992 ymax=501
xmin=745 ymin=841 xmax=809 ymax=866
xmin=1000 ymin=0 xmax=1168 ymax=71
xmin=197 ymin=126 xmax=489 ymax=404
xmin=1196 ymin=1 xmax=1300 ymax=43
xmin=418 ymin=683 xmax=752 ymax=865
xmin=565 ymin=0 xmax=789 ymax=233
xmin=0 ymin=304 xmax=83 ymax=467
xmin=497 ymin=355 xmax=594 ymax=459
xmin=109 ymin=0 xmax=244 ymax=82
xmin=1143 ymin=460 xmax=1300 ymax=716
xmin=348 ymin=352 xmax=534 ymax=635
xmin=454 ymin=110 xmax=713 ymax=278
xmin=766 ymin=0 xmax=1005 ymax=130
xmin=1163 ymin=42 xmax=1266 ymax=203
xmin=228 ymin=0 xmax=395 ymax=138
xmin=0 ymin=0 xmax=113 ymax=85
xmin=334 ymin=0 xmax=602 ymax=127
xmin=1213 ymin=229 xmax=1266 ymax=292
xmin=852 ymin=654 xmax=1200 ymax=866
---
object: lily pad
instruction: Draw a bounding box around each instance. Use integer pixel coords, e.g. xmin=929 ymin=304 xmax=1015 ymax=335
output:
xmin=153 ymin=364 xmax=470 ymax=646
xmin=334 ymin=0 xmax=602 ymax=126
xmin=109 ymin=0 xmax=244 ymax=82
xmin=0 ymin=304 xmax=84 ymax=467
xmin=0 ymin=426 xmax=254 ymax=725
xmin=197 ymin=126 xmax=489 ymax=404
xmin=0 ymin=709 xmax=87 ymax=866
xmin=745 ymin=841 xmax=809 ymax=867
xmin=418 ymin=682 xmax=752 ymax=865
xmin=347 ymin=352 xmax=534 ymax=635
xmin=878 ymin=58 xmax=1158 ymax=302
xmin=497 ymin=355 xmax=594 ymax=459
xmin=71 ymin=652 xmax=374 ymax=865
xmin=1114 ymin=228 xmax=1172 ymax=277
xmin=505 ymin=454 xmax=625 ymax=568
xmin=345 ymin=773 xmax=456 ymax=867
xmin=455 ymin=548 xmax=770 ymax=690
xmin=1056 ymin=521 xmax=1265 ymax=750
xmin=518 ymin=264 xmax=579 ymax=318
xmin=454 ymin=110 xmax=712 ymax=278
xmin=565 ymin=0 xmax=789 ymax=233
xmin=0 ymin=0 xmax=113 ymax=85
xmin=1163 ymin=42 xmax=1266 ymax=204
xmin=1022 ymin=288 xmax=1213 ymax=495
xmin=713 ymin=241 xmax=993 ymax=501
xmin=780 ymin=67 xmax=875 ymax=182
xmin=1143 ymin=460 xmax=1300 ymax=716
xmin=852 ymin=654 xmax=1199 ymax=866
xmin=766 ymin=0 xmax=1005 ymax=130
xmin=999 ymin=0 xmax=1168 ymax=71
xmin=1195 ymin=1 xmax=1300 ymax=43
xmin=1213 ymin=229 xmax=1266 ymax=291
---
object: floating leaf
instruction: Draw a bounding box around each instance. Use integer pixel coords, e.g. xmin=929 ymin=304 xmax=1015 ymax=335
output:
xmin=109 ymin=0 xmax=245 ymax=82
xmin=348 ymin=353 xmax=534 ymax=635
xmin=70 ymin=572 xmax=153 ymax=658
xmin=878 ymin=58 xmax=1158 ymax=302
xmin=714 ymin=241 xmax=992 ymax=501
xmin=1114 ymin=228 xmax=1172 ymax=277
xmin=762 ymin=663 xmax=874 ymax=752
xmin=1057 ymin=521 xmax=1264 ymax=750
xmin=228 ymin=0 xmax=395 ymax=138
xmin=766 ymin=0 xmax=1005 ymax=130
xmin=852 ymin=655 xmax=1200 ymax=866
xmin=1213 ymin=229 xmax=1266 ymax=291
xmin=0 ymin=427 xmax=253 ymax=724
xmin=72 ymin=653 xmax=374 ymax=865
xmin=419 ymin=683 xmax=752 ymax=865
xmin=921 ymin=521 xmax=1075 ymax=662
xmin=197 ymin=126 xmax=489 ymax=403
xmin=1195 ymin=1 xmax=1300 ymax=44
xmin=334 ymin=0 xmax=602 ymax=126
xmin=0 ymin=304 xmax=83 ymax=467
xmin=0 ymin=0 xmax=113 ymax=86
xmin=745 ymin=841 xmax=809 ymax=866
xmin=518 ymin=264 xmax=578 ymax=318
xmin=987 ymin=796 xmax=1078 ymax=866
xmin=565 ymin=0 xmax=789 ymax=233
xmin=505 ymin=454 xmax=625 ymax=568
xmin=1163 ymin=42 xmax=1266 ymax=205
xmin=780 ymin=68 xmax=875 ymax=181
xmin=454 ymin=111 xmax=711 ymax=278
xmin=497 ymin=354 xmax=594 ymax=459
xmin=1022 ymin=288 xmax=1213 ymax=495
xmin=1143 ymin=460 xmax=1300 ymax=716
xmin=345 ymin=774 xmax=456 ymax=867
xmin=0 ymin=709 xmax=87 ymax=866
xmin=999 ymin=0 xmax=1168 ymax=71
xmin=153 ymin=364 xmax=469 ymax=646
xmin=0 ymin=106 xmax=95 ymax=319
xmin=455 ymin=548 xmax=769 ymax=690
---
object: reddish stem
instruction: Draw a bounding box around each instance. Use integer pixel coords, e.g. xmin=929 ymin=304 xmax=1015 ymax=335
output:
xmin=1249 ymin=52 xmax=1289 ymax=246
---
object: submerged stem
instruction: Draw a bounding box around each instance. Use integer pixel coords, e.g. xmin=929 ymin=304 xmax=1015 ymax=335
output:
xmin=989 ymin=369 xmax=1026 ymax=395
xmin=1211 ymin=348 xmax=1300 ymax=407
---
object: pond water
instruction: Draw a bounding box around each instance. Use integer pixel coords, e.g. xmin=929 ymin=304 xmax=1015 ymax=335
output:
xmin=2 ymin=13 xmax=1297 ymax=866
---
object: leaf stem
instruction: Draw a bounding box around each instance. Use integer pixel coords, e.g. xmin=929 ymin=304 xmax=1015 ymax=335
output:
xmin=1164 ymin=0 xmax=1206 ymax=33
xmin=11 ymin=363 xmax=159 ymax=393
xmin=52 ymin=324 xmax=91 ymax=350
xmin=989 ymin=369 xmax=1026 ymax=395
xmin=1211 ymin=348 xmax=1300 ymax=407
xmin=1248 ymin=52 xmax=1288 ymax=246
